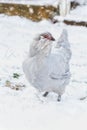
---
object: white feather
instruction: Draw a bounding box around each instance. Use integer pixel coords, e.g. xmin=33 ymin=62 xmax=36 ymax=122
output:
xmin=23 ymin=30 xmax=71 ymax=97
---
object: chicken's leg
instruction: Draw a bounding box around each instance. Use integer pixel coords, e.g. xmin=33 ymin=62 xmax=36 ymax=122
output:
xmin=57 ymin=95 xmax=61 ymax=102
xmin=43 ymin=92 xmax=49 ymax=97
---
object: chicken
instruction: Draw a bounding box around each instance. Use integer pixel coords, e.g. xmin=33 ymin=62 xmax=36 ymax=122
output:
xmin=23 ymin=30 xmax=71 ymax=101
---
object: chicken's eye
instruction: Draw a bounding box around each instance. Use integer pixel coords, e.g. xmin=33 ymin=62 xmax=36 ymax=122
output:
xmin=44 ymin=35 xmax=51 ymax=40
xmin=41 ymin=32 xmax=55 ymax=41
xmin=44 ymin=35 xmax=48 ymax=39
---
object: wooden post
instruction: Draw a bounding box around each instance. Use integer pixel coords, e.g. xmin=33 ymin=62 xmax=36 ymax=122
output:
xmin=59 ymin=0 xmax=71 ymax=16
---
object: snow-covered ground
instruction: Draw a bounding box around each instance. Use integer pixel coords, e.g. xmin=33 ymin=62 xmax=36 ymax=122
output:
xmin=0 ymin=14 xmax=87 ymax=130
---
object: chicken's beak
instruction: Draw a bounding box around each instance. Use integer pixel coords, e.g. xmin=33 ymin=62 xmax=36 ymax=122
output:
xmin=51 ymin=37 xmax=55 ymax=41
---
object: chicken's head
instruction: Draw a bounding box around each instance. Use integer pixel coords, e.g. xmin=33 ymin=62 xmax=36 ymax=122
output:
xmin=40 ymin=32 xmax=55 ymax=41
xmin=29 ymin=32 xmax=55 ymax=57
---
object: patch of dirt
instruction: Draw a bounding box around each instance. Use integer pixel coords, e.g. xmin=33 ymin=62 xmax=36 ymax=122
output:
xmin=5 ymin=80 xmax=26 ymax=91
xmin=71 ymin=1 xmax=80 ymax=10
xmin=64 ymin=20 xmax=87 ymax=27
xmin=0 ymin=3 xmax=57 ymax=21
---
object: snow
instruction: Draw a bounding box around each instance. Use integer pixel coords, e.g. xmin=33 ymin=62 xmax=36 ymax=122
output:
xmin=65 ymin=4 xmax=87 ymax=21
xmin=70 ymin=4 xmax=87 ymax=19
xmin=0 ymin=0 xmax=87 ymax=5
xmin=0 ymin=0 xmax=87 ymax=7
xmin=0 ymin=0 xmax=59 ymax=6
xmin=54 ymin=4 xmax=87 ymax=22
xmin=71 ymin=0 xmax=87 ymax=4
xmin=0 ymin=7 xmax=87 ymax=130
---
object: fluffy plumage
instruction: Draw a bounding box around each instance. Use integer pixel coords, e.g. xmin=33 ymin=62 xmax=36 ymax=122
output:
xmin=23 ymin=30 xmax=71 ymax=101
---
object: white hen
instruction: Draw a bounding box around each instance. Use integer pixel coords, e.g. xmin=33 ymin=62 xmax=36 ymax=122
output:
xmin=23 ymin=30 xmax=71 ymax=101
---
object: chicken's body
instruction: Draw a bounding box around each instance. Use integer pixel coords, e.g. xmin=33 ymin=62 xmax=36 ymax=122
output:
xmin=23 ymin=30 xmax=71 ymax=101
